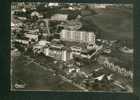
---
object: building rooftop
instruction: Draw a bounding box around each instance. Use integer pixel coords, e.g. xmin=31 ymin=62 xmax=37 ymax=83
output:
xmin=51 ymin=14 xmax=68 ymax=21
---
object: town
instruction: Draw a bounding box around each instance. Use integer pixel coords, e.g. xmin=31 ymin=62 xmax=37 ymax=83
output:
xmin=11 ymin=3 xmax=133 ymax=92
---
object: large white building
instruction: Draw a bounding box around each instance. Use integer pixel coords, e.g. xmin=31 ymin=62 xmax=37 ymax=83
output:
xmin=60 ymin=29 xmax=96 ymax=43
xmin=91 ymin=4 xmax=113 ymax=9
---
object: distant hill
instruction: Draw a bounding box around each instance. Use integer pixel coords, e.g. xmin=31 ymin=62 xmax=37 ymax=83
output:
xmin=81 ymin=7 xmax=133 ymax=40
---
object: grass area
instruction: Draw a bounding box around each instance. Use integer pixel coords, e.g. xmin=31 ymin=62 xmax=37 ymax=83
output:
xmin=81 ymin=7 xmax=133 ymax=41
xmin=11 ymin=54 xmax=81 ymax=90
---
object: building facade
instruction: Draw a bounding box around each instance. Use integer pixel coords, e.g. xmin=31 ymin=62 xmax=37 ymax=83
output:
xmin=43 ymin=44 xmax=70 ymax=61
xmin=60 ymin=29 xmax=95 ymax=43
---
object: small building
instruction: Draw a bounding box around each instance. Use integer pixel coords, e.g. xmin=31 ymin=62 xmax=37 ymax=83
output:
xmin=31 ymin=11 xmax=43 ymax=18
xmin=33 ymin=40 xmax=50 ymax=51
xmin=48 ymin=3 xmax=59 ymax=7
xmin=51 ymin=14 xmax=68 ymax=21
xmin=14 ymin=39 xmax=29 ymax=45
xmin=24 ymin=33 xmax=38 ymax=42
xmin=92 ymin=4 xmax=113 ymax=9
xmin=58 ymin=20 xmax=82 ymax=30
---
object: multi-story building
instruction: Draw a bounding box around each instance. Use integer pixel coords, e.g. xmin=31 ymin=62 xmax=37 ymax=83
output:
xmin=60 ymin=29 xmax=95 ymax=43
xmin=43 ymin=43 xmax=71 ymax=61
xmin=90 ymin=4 xmax=113 ymax=9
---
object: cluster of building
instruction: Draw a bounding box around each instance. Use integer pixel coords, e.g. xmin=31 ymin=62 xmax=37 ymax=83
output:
xmin=11 ymin=3 xmax=133 ymax=92
xmin=11 ymin=2 xmax=103 ymax=62
xmin=103 ymin=57 xmax=133 ymax=79
xmin=32 ymin=33 xmax=100 ymax=62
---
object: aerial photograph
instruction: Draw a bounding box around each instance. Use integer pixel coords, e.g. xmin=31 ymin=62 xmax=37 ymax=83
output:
xmin=11 ymin=3 xmax=133 ymax=92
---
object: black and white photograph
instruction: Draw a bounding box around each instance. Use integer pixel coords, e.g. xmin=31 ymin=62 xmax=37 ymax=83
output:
xmin=11 ymin=2 xmax=133 ymax=92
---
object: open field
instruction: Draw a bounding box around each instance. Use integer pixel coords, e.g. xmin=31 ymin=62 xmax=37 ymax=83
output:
xmin=81 ymin=7 xmax=133 ymax=41
xmin=11 ymin=54 xmax=82 ymax=91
